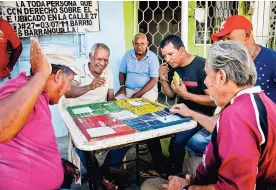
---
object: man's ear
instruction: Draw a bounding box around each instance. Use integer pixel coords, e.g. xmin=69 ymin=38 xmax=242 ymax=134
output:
xmin=245 ymin=29 xmax=252 ymax=42
xmin=89 ymin=52 xmax=93 ymax=60
xmin=218 ymin=69 xmax=227 ymax=87
xmin=179 ymin=47 xmax=185 ymax=55
xmin=54 ymin=70 xmax=63 ymax=84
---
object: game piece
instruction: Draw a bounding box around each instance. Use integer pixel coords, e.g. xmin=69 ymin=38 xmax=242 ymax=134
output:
xmin=174 ymin=71 xmax=180 ymax=85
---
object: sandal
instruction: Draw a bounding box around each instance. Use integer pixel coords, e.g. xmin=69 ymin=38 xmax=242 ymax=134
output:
xmin=140 ymin=169 xmax=167 ymax=179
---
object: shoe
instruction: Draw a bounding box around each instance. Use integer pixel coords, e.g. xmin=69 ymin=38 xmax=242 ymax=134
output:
xmin=138 ymin=143 xmax=149 ymax=155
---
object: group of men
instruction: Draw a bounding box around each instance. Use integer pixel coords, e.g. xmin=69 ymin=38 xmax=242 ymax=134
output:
xmin=0 ymin=14 xmax=276 ymax=190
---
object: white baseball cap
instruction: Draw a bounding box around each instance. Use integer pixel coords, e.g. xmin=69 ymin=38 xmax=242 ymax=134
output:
xmin=42 ymin=44 xmax=84 ymax=77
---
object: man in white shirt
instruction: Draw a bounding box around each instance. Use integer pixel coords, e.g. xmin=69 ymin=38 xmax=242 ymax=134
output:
xmin=64 ymin=43 xmax=115 ymax=105
xmin=62 ymin=43 xmax=119 ymax=189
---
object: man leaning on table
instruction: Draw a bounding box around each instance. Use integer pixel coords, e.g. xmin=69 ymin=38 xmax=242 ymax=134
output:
xmin=62 ymin=43 xmax=129 ymax=189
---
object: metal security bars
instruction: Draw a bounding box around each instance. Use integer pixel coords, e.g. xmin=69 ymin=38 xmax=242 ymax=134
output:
xmin=138 ymin=1 xmax=182 ymax=106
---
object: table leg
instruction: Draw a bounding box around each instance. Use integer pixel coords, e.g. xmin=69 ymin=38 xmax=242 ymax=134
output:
xmin=86 ymin=151 xmax=101 ymax=190
xmin=136 ymin=144 xmax=140 ymax=185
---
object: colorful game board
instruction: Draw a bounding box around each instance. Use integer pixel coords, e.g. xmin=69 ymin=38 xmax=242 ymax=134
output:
xmin=66 ymin=98 xmax=190 ymax=141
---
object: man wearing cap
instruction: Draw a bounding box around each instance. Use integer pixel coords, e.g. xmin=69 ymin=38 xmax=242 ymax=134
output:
xmin=211 ymin=15 xmax=276 ymax=104
xmin=0 ymin=18 xmax=22 ymax=86
xmin=0 ymin=38 xmax=82 ymax=189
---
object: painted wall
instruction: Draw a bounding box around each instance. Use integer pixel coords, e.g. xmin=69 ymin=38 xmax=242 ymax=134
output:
xmin=17 ymin=1 xmax=128 ymax=137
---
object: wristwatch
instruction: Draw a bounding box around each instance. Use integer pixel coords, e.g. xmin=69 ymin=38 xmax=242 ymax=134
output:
xmin=183 ymin=184 xmax=192 ymax=190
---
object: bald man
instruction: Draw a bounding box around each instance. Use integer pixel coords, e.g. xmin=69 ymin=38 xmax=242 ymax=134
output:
xmin=115 ymin=33 xmax=159 ymax=101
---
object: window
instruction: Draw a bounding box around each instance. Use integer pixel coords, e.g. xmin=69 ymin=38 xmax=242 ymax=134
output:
xmin=194 ymin=1 xmax=238 ymax=45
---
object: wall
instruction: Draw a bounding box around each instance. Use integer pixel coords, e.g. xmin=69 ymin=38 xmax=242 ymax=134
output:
xmin=17 ymin=1 xmax=128 ymax=137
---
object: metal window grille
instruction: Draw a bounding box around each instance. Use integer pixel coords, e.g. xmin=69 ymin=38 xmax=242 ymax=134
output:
xmin=194 ymin=1 xmax=239 ymax=45
xmin=138 ymin=1 xmax=181 ymax=106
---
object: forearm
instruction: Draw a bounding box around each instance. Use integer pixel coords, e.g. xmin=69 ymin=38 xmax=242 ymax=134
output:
xmin=65 ymin=85 xmax=91 ymax=98
xmin=115 ymin=72 xmax=127 ymax=96
xmin=160 ymin=80 xmax=176 ymax=99
xmin=119 ymin=72 xmax=126 ymax=86
xmin=189 ymin=110 xmax=218 ymax=133
xmin=8 ymin=44 xmax=22 ymax=69
xmin=189 ymin=184 xmax=215 ymax=190
xmin=135 ymin=77 xmax=158 ymax=97
xmin=107 ymin=89 xmax=115 ymax=101
xmin=183 ymin=92 xmax=215 ymax=106
xmin=0 ymin=72 xmax=48 ymax=142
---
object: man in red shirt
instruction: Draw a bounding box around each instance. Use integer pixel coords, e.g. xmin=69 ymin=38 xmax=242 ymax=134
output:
xmin=142 ymin=41 xmax=276 ymax=189
xmin=0 ymin=18 xmax=22 ymax=86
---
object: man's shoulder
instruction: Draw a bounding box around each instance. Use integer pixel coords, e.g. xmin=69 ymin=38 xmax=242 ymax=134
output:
xmin=194 ymin=56 xmax=206 ymax=64
xmin=0 ymin=73 xmax=29 ymax=98
xmin=0 ymin=19 xmax=13 ymax=30
xmin=0 ymin=18 xmax=10 ymax=26
xmin=260 ymin=46 xmax=276 ymax=59
xmin=148 ymin=49 xmax=158 ymax=58
xmin=125 ymin=49 xmax=134 ymax=56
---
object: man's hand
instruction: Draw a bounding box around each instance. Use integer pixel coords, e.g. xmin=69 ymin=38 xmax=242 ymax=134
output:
xmin=159 ymin=63 xmax=169 ymax=82
xmin=89 ymin=77 xmax=106 ymax=90
xmin=61 ymin=159 xmax=80 ymax=182
xmin=171 ymin=78 xmax=189 ymax=98
xmin=170 ymin=103 xmax=192 ymax=117
xmin=162 ymin=175 xmax=192 ymax=190
xmin=131 ymin=91 xmax=140 ymax=98
xmin=30 ymin=37 xmax=52 ymax=78
xmin=116 ymin=86 xmax=127 ymax=96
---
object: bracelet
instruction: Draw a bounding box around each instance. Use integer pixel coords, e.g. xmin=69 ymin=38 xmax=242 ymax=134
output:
xmin=120 ymin=85 xmax=125 ymax=88
xmin=183 ymin=184 xmax=192 ymax=190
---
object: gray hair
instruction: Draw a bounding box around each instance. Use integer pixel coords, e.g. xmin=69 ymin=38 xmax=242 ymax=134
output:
xmin=90 ymin=43 xmax=110 ymax=56
xmin=207 ymin=40 xmax=257 ymax=87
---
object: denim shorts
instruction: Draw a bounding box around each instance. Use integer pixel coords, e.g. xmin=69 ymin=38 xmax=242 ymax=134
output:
xmin=185 ymin=128 xmax=211 ymax=157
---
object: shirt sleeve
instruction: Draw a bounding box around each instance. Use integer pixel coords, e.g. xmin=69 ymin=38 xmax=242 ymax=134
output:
xmin=107 ymin=69 xmax=114 ymax=89
xmin=119 ymin=52 xmax=128 ymax=74
xmin=214 ymin=112 xmax=260 ymax=190
xmin=6 ymin=22 xmax=21 ymax=49
xmin=149 ymin=53 xmax=159 ymax=77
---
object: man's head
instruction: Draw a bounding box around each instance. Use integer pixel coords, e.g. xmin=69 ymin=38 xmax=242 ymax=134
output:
xmin=42 ymin=45 xmax=84 ymax=105
xmin=160 ymin=35 xmax=186 ymax=68
xmin=89 ymin=43 xmax=110 ymax=75
xmin=133 ymin=33 xmax=149 ymax=56
xmin=204 ymin=40 xmax=257 ymax=107
xmin=211 ymin=15 xmax=254 ymax=48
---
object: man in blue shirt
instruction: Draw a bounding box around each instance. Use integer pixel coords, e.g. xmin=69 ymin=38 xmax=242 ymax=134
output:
xmin=211 ymin=15 xmax=276 ymax=103
xmin=115 ymin=33 xmax=159 ymax=101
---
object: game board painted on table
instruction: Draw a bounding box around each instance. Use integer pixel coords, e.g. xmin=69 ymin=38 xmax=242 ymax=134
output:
xmin=66 ymin=98 xmax=190 ymax=141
